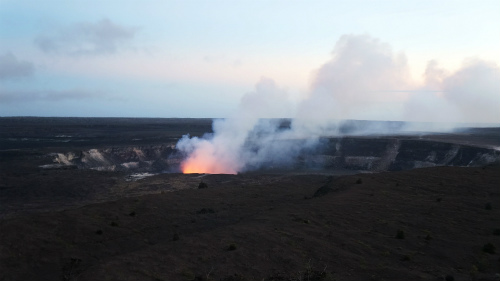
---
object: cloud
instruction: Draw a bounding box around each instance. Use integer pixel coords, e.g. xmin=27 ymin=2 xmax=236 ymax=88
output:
xmin=293 ymin=34 xmax=412 ymax=135
xmin=423 ymin=59 xmax=448 ymax=90
xmin=404 ymin=59 xmax=500 ymax=124
xmin=298 ymin=34 xmax=411 ymax=121
xmin=34 ymin=18 xmax=138 ymax=56
xmin=239 ymin=77 xmax=293 ymax=118
xmin=0 ymin=89 xmax=104 ymax=103
xmin=0 ymin=52 xmax=35 ymax=80
xmin=297 ymin=34 xmax=500 ymax=125
xmin=443 ymin=59 xmax=500 ymax=123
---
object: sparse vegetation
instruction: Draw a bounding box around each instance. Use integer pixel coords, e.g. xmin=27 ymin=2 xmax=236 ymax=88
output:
xmin=228 ymin=243 xmax=237 ymax=251
xmin=173 ymin=233 xmax=180 ymax=241
xmin=482 ymin=243 xmax=495 ymax=254
xmin=181 ymin=269 xmax=195 ymax=280
xmin=470 ymin=264 xmax=478 ymax=276
xmin=3 ymin=117 xmax=500 ymax=281
xmin=400 ymin=255 xmax=411 ymax=261
xmin=475 ymin=255 xmax=491 ymax=272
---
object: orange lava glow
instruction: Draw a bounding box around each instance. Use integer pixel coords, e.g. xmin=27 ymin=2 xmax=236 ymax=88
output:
xmin=181 ymin=157 xmax=237 ymax=174
xmin=181 ymin=161 xmax=208 ymax=174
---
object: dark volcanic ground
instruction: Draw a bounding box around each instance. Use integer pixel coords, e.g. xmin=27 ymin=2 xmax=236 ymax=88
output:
xmin=1 ymin=117 xmax=500 ymax=281
xmin=1 ymin=167 xmax=499 ymax=281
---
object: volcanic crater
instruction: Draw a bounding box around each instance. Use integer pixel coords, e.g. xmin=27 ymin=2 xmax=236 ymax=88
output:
xmin=1 ymin=117 xmax=499 ymax=281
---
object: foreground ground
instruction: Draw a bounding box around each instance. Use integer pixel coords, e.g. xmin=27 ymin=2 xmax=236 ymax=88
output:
xmin=1 ymin=165 xmax=499 ymax=281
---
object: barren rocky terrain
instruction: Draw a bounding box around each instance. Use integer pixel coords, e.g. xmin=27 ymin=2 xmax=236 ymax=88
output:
xmin=1 ymin=118 xmax=499 ymax=280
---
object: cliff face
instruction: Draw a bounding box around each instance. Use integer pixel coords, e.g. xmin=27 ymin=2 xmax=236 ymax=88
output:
xmin=45 ymin=144 xmax=180 ymax=172
xmin=314 ymin=138 xmax=499 ymax=172
xmin=41 ymin=137 xmax=500 ymax=173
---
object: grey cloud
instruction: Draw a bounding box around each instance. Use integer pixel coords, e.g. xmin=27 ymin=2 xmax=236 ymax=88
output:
xmin=423 ymin=59 xmax=448 ymax=90
xmin=35 ymin=18 xmax=138 ymax=56
xmin=0 ymin=52 xmax=35 ymax=79
xmin=404 ymin=59 xmax=500 ymax=124
xmin=443 ymin=59 xmax=500 ymax=123
xmin=295 ymin=34 xmax=411 ymax=132
xmin=0 ymin=89 xmax=104 ymax=103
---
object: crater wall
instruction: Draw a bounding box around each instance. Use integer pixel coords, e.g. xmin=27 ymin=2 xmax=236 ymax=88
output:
xmin=41 ymin=137 xmax=499 ymax=173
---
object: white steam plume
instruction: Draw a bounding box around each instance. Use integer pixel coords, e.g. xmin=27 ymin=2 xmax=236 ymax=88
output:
xmin=176 ymin=78 xmax=296 ymax=174
xmin=176 ymin=34 xmax=500 ymax=174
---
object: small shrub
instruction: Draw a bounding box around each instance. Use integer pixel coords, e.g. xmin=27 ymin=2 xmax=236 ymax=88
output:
xmin=475 ymin=256 xmax=490 ymax=272
xmin=220 ymin=274 xmax=247 ymax=281
xmin=196 ymin=208 xmax=215 ymax=214
xmin=181 ymin=269 xmax=195 ymax=280
xmin=445 ymin=275 xmax=454 ymax=281
xmin=129 ymin=211 xmax=136 ymax=217
xmin=194 ymin=275 xmax=214 ymax=281
xmin=395 ymin=230 xmax=405 ymax=239
xmin=482 ymin=243 xmax=496 ymax=254
xmin=470 ymin=264 xmax=478 ymax=275
xmin=62 ymin=258 xmax=82 ymax=281
xmin=425 ymin=234 xmax=432 ymax=241
xmin=110 ymin=221 xmax=119 ymax=227
xmin=173 ymin=233 xmax=179 ymax=241
xmin=493 ymin=228 xmax=500 ymax=236
xmin=228 ymin=243 xmax=237 ymax=251
xmin=436 ymin=198 xmax=442 ymax=202
xmin=198 ymin=181 xmax=208 ymax=189
xmin=356 ymin=178 xmax=363 ymax=184
xmin=302 ymin=269 xmax=334 ymax=281
xmin=400 ymin=255 xmax=411 ymax=261
xmin=485 ymin=203 xmax=492 ymax=210
xmin=95 ymin=229 xmax=103 ymax=235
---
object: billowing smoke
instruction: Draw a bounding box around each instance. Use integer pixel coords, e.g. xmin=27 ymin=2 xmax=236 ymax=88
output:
xmin=176 ymin=34 xmax=500 ymax=174
xmin=176 ymin=78 xmax=296 ymax=174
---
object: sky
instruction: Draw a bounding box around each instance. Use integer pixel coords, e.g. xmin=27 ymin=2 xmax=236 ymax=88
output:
xmin=0 ymin=0 xmax=499 ymax=122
